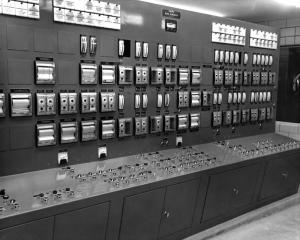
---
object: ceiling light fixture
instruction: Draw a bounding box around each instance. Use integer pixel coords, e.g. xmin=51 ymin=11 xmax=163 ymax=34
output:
xmin=138 ymin=0 xmax=225 ymax=17
xmin=274 ymin=0 xmax=300 ymax=7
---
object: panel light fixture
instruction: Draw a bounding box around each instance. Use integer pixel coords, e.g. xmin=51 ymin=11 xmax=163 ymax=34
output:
xmin=138 ymin=0 xmax=225 ymax=17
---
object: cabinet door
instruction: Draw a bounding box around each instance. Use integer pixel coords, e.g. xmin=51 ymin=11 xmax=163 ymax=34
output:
xmin=159 ymin=179 xmax=200 ymax=238
xmin=54 ymin=203 xmax=110 ymax=240
xmin=260 ymin=155 xmax=300 ymax=199
xmin=202 ymin=164 xmax=260 ymax=222
xmin=0 ymin=218 xmax=53 ymax=240
xmin=119 ymin=188 xmax=165 ymax=240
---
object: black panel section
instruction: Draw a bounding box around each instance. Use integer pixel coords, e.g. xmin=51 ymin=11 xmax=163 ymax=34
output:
xmin=0 ymin=217 xmax=53 ymax=240
xmin=159 ymin=179 xmax=200 ymax=238
xmin=34 ymin=29 xmax=57 ymax=53
xmin=260 ymin=154 xmax=300 ymax=199
xmin=0 ymin=127 xmax=9 ymax=152
xmin=99 ymin=35 xmax=115 ymax=57
xmin=58 ymin=31 xmax=77 ymax=54
xmin=7 ymin=25 xmax=33 ymax=51
xmin=54 ymin=203 xmax=110 ymax=240
xmin=8 ymin=58 xmax=33 ymax=85
xmin=10 ymin=125 xmax=35 ymax=150
xmin=119 ymin=188 xmax=165 ymax=240
xmin=202 ymin=163 xmax=261 ymax=222
xmin=58 ymin=60 xmax=78 ymax=85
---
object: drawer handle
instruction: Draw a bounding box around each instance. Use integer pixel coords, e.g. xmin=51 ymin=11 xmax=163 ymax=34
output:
xmin=281 ymin=172 xmax=289 ymax=179
xmin=233 ymin=188 xmax=239 ymax=196
xmin=163 ymin=211 xmax=170 ymax=218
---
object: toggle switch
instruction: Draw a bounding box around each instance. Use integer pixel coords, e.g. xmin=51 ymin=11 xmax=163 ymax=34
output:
xmin=224 ymin=51 xmax=230 ymax=63
xmin=190 ymin=113 xmax=200 ymax=130
xmin=60 ymin=121 xmax=78 ymax=144
xmin=219 ymin=50 xmax=224 ymax=63
xmin=10 ymin=92 xmax=32 ymax=117
xmin=135 ymin=117 xmax=148 ymax=135
xmin=232 ymin=110 xmax=241 ymax=125
xmin=118 ymin=39 xmax=125 ymax=57
xmin=150 ymin=115 xmax=163 ymax=133
xmin=191 ymin=91 xmax=201 ymax=107
xmin=60 ymin=92 xmax=77 ymax=115
xmin=202 ymin=91 xmax=212 ymax=106
xmin=142 ymin=93 xmax=148 ymax=109
xmin=135 ymin=66 xmax=149 ymax=85
xmin=81 ymin=120 xmax=98 ymax=142
xmin=118 ymin=118 xmax=133 ymax=137
xmin=0 ymin=93 xmax=5 ymax=117
xmin=119 ymin=66 xmax=133 ymax=85
xmin=242 ymin=109 xmax=250 ymax=123
xmin=212 ymin=111 xmax=222 ymax=127
xmin=135 ymin=41 xmax=142 ymax=58
xmin=223 ymin=111 xmax=232 ymax=126
xmin=157 ymin=43 xmax=164 ymax=59
xmin=178 ymin=91 xmax=189 ymax=108
xmin=81 ymin=92 xmax=97 ymax=113
xmin=101 ymin=65 xmax=116 ymax=85
xmin=228 ymin=92 xmax=233 ymax=104
xmin=164 ymin=115 xmax=176 ymax=132
xmin=35 ymin=60 xmax=56 ymax=85
xmin=135 ymin=94 xmax=141 ymax=109
xmin=80 ymin=63 xmax=98 ymax=85
xmin=177 ymin=114 xmax=188 ymax=131
xmin=100 ymin=92 xmax=116 ymax=112
xmin=191 ymin=68 xmax=202 ymax=85
xmin=229 ymin=51 xmax=234 ymax=64
xmin=178 ymin=67 xmax=190 ymax=85
xmin=143 ymin=42 xmax=149 ymax=58
xmin=37 ymin=123 xmax=56 ymax=147
xmin=165 ymin=44 xmax=171 ymax=60
xmin=164 ymin=93 xmax=170 ymax=107
xmin=101 ymin=119 xmax=115 ymax=139
xmin=172 ymin=45 xmax=178 ymax=60
xmin=118 ymin=94 xmax=125 ymax=110
xmin=36 ymin=93 xmax=56 ymax=116
xmin=165 ymin=67 xmax=177 ymax=85
xmin=151 ymin=67 xmax=164 ymax=85
xmin=243 ymin=52 xmax=249 ymax=65
xmin=214 ymin=50 xmax=220 ymax=63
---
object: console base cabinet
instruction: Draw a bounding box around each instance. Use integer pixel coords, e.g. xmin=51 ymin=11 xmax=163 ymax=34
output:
xmin=260 ymin=154 xmax=300 ymax=200
xmin=119 ymin=179 xmax=200 ymax=240
xmin=0 ymin=156 xmax=299 ymax=240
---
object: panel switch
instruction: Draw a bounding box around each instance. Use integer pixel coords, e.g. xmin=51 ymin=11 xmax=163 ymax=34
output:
xmin=37 ymin=123 xmax=56 ymax=147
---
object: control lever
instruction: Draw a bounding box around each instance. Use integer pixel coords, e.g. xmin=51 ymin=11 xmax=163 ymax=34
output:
xmin=164 ymin=93 xmax=170 ymax=107
xmin=118 ymin=39 xmax=125 ymax=57
xmin=143 ymin=42 xmax=149 ymax=58
xmin=135 ymin=41 xmax=142 ymax=58
xmin=119 ymin=94 xmax=125 ymax=110
xmin=135 ymin=94 xmax=141 ymax=109
xmin=89 ymin=36 xmax=97 ymax=55
xmin=172 ymin=45 xmax=178 ymax=60
xmin=142 ymin=93 xmax=148 ymax=108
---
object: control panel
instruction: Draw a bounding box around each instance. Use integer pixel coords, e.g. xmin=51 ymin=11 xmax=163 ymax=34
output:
xmin=0 ymin=0 xmax=279 ymax=177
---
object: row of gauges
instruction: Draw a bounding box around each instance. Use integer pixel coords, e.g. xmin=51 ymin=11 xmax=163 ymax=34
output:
xmin=213 ymin=69 xmax=276 ymax=86
xmin=212 ymin=107 xmax=274 ymax=127
xmin=0 ymin=89 xmax=273 ymax=118
xmin=36 ymin=113 xmax=201 ymax=146
xmin=214 ymin=50 xmax=274 ymax=66
xmin=34 ymin=59 xmax=200 ymax=85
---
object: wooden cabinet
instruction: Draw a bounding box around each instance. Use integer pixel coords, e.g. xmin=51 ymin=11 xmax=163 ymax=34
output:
xmin=119 ymin=179 xmax=200 ymax=240
xmin=260 ymin=154 xmax=300 ymax=200
xmin=53 ymin=202 xmax=110 ymax=240
xmin=159 ymin=179 xmax=199 ymax=238
xmin=202 ymin=164 xmax=261 ymax=222
xmin=0 ymin=218 xmax=53 ymax=240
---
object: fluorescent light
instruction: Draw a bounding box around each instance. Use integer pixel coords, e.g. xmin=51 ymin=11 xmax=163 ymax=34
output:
xmin=274 ymin=0 xmax=300 ymax=7
xmin=138 ymin=0 xmax=225 ymax=17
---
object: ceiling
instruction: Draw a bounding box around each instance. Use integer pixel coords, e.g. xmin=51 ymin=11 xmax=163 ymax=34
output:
xmin=139 ymin=0 xmax=300 ymax=22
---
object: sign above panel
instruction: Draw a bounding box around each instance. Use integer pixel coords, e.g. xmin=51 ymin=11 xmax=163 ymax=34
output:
xmin=53 ymin=0 xmax=121 ymax=30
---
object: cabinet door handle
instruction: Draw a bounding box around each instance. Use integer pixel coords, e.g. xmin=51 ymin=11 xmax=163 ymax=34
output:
xmin=281 ymin=172 xmax=288 ymax=179
xmin=163 ymin=211 xmax=170 ymax=218
xmin=233 ymin=188 xmax=239 ymax=196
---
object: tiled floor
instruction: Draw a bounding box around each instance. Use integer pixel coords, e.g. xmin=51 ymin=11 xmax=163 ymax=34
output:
xmin=185 ymin=192 xmax=300 ymax=240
